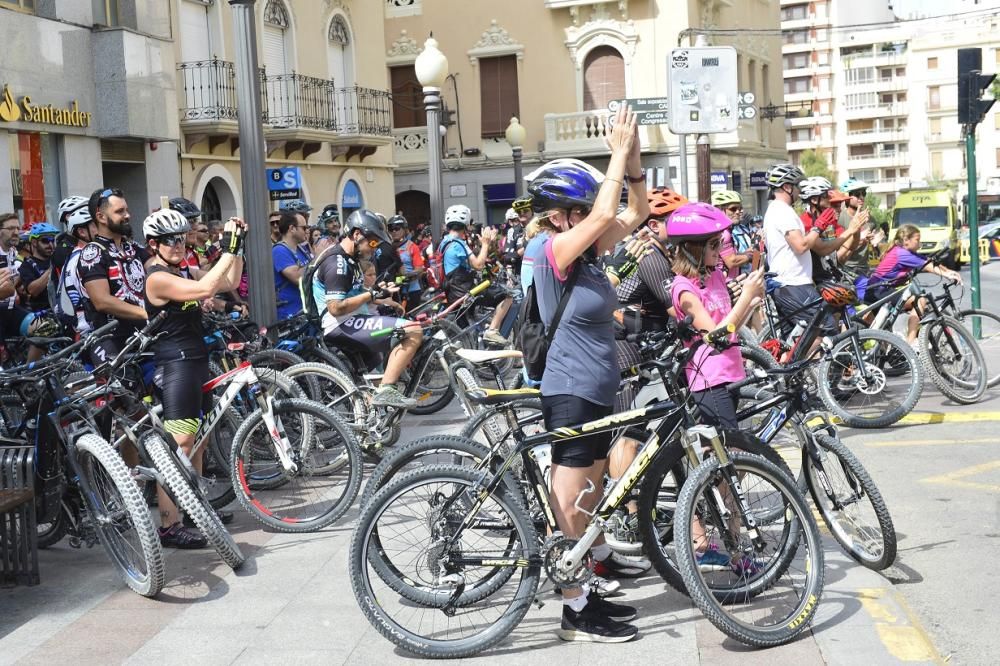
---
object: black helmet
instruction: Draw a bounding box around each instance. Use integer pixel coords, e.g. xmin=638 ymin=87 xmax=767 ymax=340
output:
xmin=345 ymin=208 xmax=390 ymax=244
xmin=387 ymin=214 xmax=408 ymax=229
xmin=282 ymin=199 xmax=313 ymax=215
xmin=169 ymin=197 xmax=202 ymax=220
xmin=318 ymin=204 xmax=339 ymax=225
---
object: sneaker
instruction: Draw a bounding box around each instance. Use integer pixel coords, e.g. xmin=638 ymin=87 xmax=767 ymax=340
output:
xmin=183 ymin=509 xmax=234 ymax=528
xmin=586 ymin=590 xmax=637 ymax=621
xmin=730 ymin=555 xmax=765 ymax=577
xmin=483 ymin=329 xmax=508 ymax=345
xmin=372 ymin=384 xmax=418 ymax=409
xmin=696 ymin=546 xmax=731 ymax=572
xmin=158 ymin=522 xmax=208 ymax=549
xmin=590 ymin=575 xmax=622 ymax=597
xmin=557 ymin=602 xmax=638 ymax=643
xmin=592 ymin=551 xmax=651 ymax=579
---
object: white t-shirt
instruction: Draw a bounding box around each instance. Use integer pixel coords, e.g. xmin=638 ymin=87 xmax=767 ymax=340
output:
xmin=763 ymin=199 xmax=812 ymax=286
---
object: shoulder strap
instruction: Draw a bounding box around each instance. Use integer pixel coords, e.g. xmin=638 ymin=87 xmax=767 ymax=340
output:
xmin=545 ymin=262 xmax=581 ymax=343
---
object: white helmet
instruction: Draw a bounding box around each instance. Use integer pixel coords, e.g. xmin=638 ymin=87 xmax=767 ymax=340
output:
xmin=445 ymin=204 xmax=473 ymax=229
xmin=66 ymin=207 xmax=93 ymax=233
xmin=143 ymin=209 xmax=190 ymax=240
xmin=57 ymin=195 xmax=88 ymax=221
xmin=504 ymin=207 xmax=518 ymax=221
xmin=524 ymin=158 xmax=605 ymax=184
xmin=799 ymin=176 xmax=833 ymax=201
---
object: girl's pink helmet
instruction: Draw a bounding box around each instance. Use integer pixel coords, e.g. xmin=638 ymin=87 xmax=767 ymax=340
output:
xmin=666 ymin=202 xmax=732 ymax=241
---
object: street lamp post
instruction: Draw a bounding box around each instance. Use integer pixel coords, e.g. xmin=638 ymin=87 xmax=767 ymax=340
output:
xmin=505 ymin=116 xmax=527 ymax=197
xmin=228 ymin=0 xmax=275 ymax=324
xmin=415 ymin=36 xmax=449 ymax=248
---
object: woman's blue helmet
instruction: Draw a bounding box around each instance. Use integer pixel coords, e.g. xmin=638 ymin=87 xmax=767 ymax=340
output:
xmin=526 ymin=159 xmax=605 ymax=213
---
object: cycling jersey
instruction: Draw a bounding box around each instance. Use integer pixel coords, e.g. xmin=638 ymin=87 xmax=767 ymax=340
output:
xmin=18 ymin=256 xmax=51 ymax=313
xmin=57 ymin=246 xmax=87 ymax=331
xmin=313 ymin=245 xmax=364 ymax=335
xmin=273 ymin=242 xmax=309 ymax=320
xmin=502 ymin=224 xmax=525 ymax=270
xmin=615 ymin=243 xmax=674 ymax=330
xmin=396 ymin=238 xmax=425 ymax=294
xmin=860 ymin=245 xmax=925 ymax=298
xmin=77 ymin=234 xmax=146 ymax=337
xmin=144 ymin=265 xmax=207 ymax=362
xmin=373 ymin=241 xmax=402 ymax=282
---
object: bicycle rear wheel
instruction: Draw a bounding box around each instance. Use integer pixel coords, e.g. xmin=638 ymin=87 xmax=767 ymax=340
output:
xmin=75 ymin=433 xmax=164 ymax=597
xmin=350 ymin=464 xmax=540 ymax=658
xmin=805 ymin=433 xmax=896 ymax=570
xmin=230 ymin=399 xmax=362 ymax=532
xmin=674 ymin=452 xmax=824 ymax=647
xmin=919 ymin=316 xmax=987 ymax=404
xmin=956 ymin=308 xmax=1000 ymax=388
xmin=817 ymin=328 xmax=922 ymax=428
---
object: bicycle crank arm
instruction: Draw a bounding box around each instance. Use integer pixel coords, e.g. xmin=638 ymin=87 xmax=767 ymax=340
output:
xmin=133 ymin=465 xmax=163 ymax=486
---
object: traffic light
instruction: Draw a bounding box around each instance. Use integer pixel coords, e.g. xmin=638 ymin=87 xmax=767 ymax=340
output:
xmin=958 ymin=47 xmax=997 ymax=126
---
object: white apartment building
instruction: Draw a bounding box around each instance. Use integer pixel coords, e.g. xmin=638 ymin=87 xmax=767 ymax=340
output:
xmin=781 ymin=1 xmax=1000 ymax=208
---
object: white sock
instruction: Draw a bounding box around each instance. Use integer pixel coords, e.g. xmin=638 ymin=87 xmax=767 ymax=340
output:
xmin=564 ymin=593 xmax=588 ymax=612
xmin=592 ymin=544 xmax=612 ymax=561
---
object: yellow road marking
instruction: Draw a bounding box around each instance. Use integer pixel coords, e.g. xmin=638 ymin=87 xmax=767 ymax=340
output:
xmin=921 ymin=460 xmax=1000 ymax=493
xmin=896 ymin=411 xmax=1000 ymax=425
xmin=866 ymin=438 xmax=1000 ymax=448
xmin=858 ymin=588 xmax=943 ymax=663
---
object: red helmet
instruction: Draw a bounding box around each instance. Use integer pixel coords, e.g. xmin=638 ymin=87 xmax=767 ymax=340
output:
xmin=818 ymin=282 xmax=857 ymax=308
xmin=647 ymin=188 xmax=688 ymax=219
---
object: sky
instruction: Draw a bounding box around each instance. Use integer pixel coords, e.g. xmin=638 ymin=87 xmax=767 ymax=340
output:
xmin=891 ymin=0 xmax=1000 ymax=18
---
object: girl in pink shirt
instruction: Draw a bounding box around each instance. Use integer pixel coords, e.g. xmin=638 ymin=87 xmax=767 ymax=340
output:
xmin=667 ymin=203 xmax=764 ymax=428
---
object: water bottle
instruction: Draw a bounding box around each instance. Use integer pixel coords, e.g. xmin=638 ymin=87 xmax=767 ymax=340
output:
xmin=871 ymin=305 xmax=890 ymax=331
xmin=529 ymin=444 xmax=552 ymax=488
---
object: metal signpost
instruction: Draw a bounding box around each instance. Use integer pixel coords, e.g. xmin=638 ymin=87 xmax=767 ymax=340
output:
xmin=668 ymin=47 xmax=739 ymax=201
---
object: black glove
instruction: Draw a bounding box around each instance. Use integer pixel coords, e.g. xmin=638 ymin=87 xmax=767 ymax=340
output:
xmin=369 ymin=286 xmax=392 ymax=301
xmin=220 ymin=227 xmax=245 ymax=256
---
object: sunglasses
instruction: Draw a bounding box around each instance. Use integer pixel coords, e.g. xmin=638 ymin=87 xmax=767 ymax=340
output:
xmin=156 ymin=234 xmax=187 ymax=247
xmin=569 ymin=206 xmax=592 ymax=217
xmin=388 ymin=225 xmax=407 ymax=231
xmin=95 ymin=187 xmax=124 ymax=207
xmin=726 ymin=206 xmax=743 ymax=213
xmin=35 ymin=237 xmax=55 ymax=244
xmin=854 ymin=190 xmax=868 ymax=197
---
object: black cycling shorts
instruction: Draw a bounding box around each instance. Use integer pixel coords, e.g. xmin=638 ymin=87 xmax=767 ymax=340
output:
xmin=692 ymin=385 xmax=739 ymax=430
xmin=542 ymin=394 xmax=613 ymax=468
xmin=325 ymin=314 xmax=408 ymax=372
xmin=772 ymin=284 xmax=838 ymax=336
xmin=155 ymin=359 xmax=213 ymax=436
xmin=447 ymin=282 xmax=508 ymax=308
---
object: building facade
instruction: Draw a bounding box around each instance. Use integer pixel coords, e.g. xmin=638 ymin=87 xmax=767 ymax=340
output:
xmin=174 ymin=0 xmax=395 ymax=223
xmin=385 ymin=0 xmax=787 ymax=226
xmin=0 ymin=1 xmax=180 ymax=225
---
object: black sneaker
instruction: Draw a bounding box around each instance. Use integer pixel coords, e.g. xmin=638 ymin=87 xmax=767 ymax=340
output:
xmin=557 ymin=601 xmax=639 ymax=643
xmin=586 ymin=590 xmax=637 ymax=622
xmin=159 ymin=522 xmax=208 ymax=549
xmin=184 ymin=509 xmax=234 ymax=527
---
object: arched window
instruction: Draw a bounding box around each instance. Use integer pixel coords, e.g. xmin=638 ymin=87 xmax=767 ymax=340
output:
xmin=582 ymin=46 xmax=625 ymax=111
xmin=262 ymin=0 xmax=294 ymax=126
xmin=327 ymin=15 xmax=354 ymax=87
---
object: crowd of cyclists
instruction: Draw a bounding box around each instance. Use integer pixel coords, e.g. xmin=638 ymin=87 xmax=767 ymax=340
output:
xmin=2 ymin=102 xmax=981 ymax=650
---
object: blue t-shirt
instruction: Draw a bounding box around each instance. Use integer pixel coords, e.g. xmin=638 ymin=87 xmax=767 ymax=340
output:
xmin=440 ymin=236 xmax=471 ymax=276
xmin=520 ymin=232 xmax=550 ymax=296
xmin=529 ymin=236 xmax=618 ymax=406
xmin=273 ymin=242 xmax=310 ymax=320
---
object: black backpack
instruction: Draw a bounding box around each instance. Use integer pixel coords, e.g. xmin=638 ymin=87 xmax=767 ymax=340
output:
xmin=299 ymin=244 xmax=338 ymax=320
xmin=517 ymin=266 xmax=579 ymax=382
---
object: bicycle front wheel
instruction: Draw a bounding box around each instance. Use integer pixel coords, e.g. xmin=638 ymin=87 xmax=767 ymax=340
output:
xmin=75 ymin=433 xmax=164 ymax=597
xmin=350 ymin=464 xmax=540 ymax=659
xmin=920 ymin=316 xmax=988 ymax=404
xmin=675 ymin=452 xmax=824 ymax=647
xmin=956 ymin=308 xmax=1000 ymax=388
xmin=230 ymin=399 xmax=362 ymax=532
xmin=805 ymin=433 xmax=896 ymax=570
xmin=816 ymin=328 xmax=923 ymax=428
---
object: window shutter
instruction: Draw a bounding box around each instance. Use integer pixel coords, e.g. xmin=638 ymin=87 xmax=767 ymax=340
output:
xmin=180 ymin=1 xmax=212 ymax=62
xmin=480 ymin=56 xmax=518 ymax=138
xmin=262 ymin=25 xmax=287 ymax=75
xmin=583 ymin=46 xmax=625 ymax=111
xmin=390 ymin=65 xmax=425 ymax=128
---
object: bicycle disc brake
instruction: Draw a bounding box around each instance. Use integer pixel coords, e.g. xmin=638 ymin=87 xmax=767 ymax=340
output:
xmin=542 ymin=534 xmax=592 ymax=588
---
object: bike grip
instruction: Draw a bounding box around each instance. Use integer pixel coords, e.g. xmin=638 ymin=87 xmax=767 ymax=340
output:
xmin=705 ymin=323 xmax=736 ymax=346
xmin=370 ymin=327 xmax=394 ymax=338
xmin=92 ymin=320 xmax=120 ymax=338
xmin=470 ymin=280 xmax=491 ymax=296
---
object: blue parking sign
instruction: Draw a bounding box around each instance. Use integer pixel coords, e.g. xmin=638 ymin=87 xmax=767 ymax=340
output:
xmin=266 ymin=167 xmax=302 ymax=201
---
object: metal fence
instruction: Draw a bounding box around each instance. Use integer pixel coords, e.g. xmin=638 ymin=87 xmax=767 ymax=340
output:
xmin=178 ymin=58 xmax=239 ymax=122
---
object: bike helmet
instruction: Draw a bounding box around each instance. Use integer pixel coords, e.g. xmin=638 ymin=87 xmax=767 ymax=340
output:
xmin=504 ymin=207 xmax=518 ymax=221
xmin=57 ymin=195 xmax=88 ymax=222
xmin=527 ymin=159 xmax=603 ymax=213
xmin=765 ymin=163 xmax=806 ymax=189
xmin=445 ymin=204 xmax=473 ymax=229
xmin=168 ymin=197 xmax=202 ymax=220
xmin=143 ymin=209 xmax=190 ymax=240
xmin=799 ymin=177 xmax=833 ymax=201
xmin=818 ymin=281 xmax=857 ymax=308
xmin=317 ymin=204 xmax=340 ymax=225
xmin=281 ymin=199 xmax=313 ymax=214
xmin=647 ymin=188 xmax=688 ymax=218
xmin=828 ymin=189 xmax=850 ymax=204
xmin=710 ymin=190 xmax=743 ymax=207
xmin=511 ymin=195 xmax=533 ymax=214
xmin=840 ymin=178 xmax=869 ymax=194
xmin=66 ymin=208 xmax=93 ymax=233
xmin=666 ymin=202 xmax=732 ymax=241
xmin=386 ymin=213 xmax=409 ymax=229
xmin=345 ymin=208 xmax=390 ymax=244
xmin=28 ymin=222 xmax=58 ymax=239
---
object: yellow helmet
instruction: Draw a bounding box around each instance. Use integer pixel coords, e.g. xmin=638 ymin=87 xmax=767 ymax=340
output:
xmin=711 ymin=190 xmax=742 ymax=207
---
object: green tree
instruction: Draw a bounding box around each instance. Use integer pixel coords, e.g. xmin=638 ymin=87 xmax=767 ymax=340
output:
xmin=799 ymin=149 xmax=837 ymax=184
xmin=863 ymin=192 xmax=890 ymax=230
